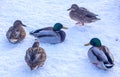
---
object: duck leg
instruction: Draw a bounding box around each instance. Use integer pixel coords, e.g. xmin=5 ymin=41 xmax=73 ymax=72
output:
xmin=93 ymin=62 xmax=98 ymax=65
xmin=76 ymin=21 xmax=84 ymax=26
xmin=81 ymin=22 xmax=84 ymax=26
xmin=76 ymin=22 xmax=80 ymax=24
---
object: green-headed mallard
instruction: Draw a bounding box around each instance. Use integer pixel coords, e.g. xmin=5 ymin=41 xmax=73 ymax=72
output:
xmin=25 ymin=39 xmax=46 ymax=70
xmin=67 ymin=4 xmax=100 ymax=26
xmin=30 ymin=23 xmax=68 ymax=44
xmin=85 ymin=38 xmax=114 ymax=70
xmin=6 ymin=20 xmax=26 ymax=43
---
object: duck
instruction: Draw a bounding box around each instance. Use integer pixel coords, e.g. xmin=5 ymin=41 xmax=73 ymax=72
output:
xmin=25 ymin=39 xmax=46 ymax=70
xmin=85 ymin=38 xmax=114 ymax=70
xmin=67 ymin=4 xmax=100 ymax=26
xmin=30 ymin=23 xmax=68 ymax=44
xmin=6 ymin=20 xmax=26 ymax=43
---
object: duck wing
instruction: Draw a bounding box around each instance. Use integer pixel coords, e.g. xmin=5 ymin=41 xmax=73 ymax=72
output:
xmin=90 ymin=47 xmax=108 ymax=62
xmin=85 ymin=12 xmax=98 ymax=19
xmin=58 ymin=30 xmax=66 ymax=42
xmin=18 ymin=27 xmax=26 ymax=40
xmin=79 ymin=7 xmax=98 ymax=17
xmin=100 ymin=46 xmax=114 ymax=64
xmin=6 ymin=27 xmax=13 ymax=39
xmin=39 ymin=47 xmax=46 ymax=62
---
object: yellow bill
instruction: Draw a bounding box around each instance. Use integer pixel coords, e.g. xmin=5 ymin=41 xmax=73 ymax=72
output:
xmin=63 ymin=26 xmax=68 ymax=29
xmin=84 ymin=43 xmax=90 ymax=46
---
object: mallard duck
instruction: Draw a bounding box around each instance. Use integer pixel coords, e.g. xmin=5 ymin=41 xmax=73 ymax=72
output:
xmin=25 ymin=39 xmax=46 ymax=70
xmin=85 ymin=38 xmax=114 ymax=70
xmin=67 ymin=4 xmax=100 ymax=26
xmin=6 ymin=20 xmax=26 ymax=43
xmin=30 ymin=23 xmax=68 ymax=44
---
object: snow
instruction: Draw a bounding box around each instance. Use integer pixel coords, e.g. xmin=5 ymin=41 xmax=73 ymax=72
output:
xmin=0 ymin=0 xmax=120 ymax=77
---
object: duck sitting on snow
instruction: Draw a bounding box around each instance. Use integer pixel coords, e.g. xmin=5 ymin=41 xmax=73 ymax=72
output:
xmin=30 ymin=23 xmax=68 ymax=44
xmin=85 ymin=38 xmax=114 ymax=70
xmin=6 ymin=20 xmax=26 ymax=43
xmin=67 ymin=4 xmax=100 ymax=26
xmin=25 ymin=39 xmax=46 ymax=70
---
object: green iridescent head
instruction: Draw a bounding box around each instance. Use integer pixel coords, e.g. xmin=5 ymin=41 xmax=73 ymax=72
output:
xmin=53 ymin=23 xmax=63 ymax=31
xmin=90 ymin=38 xmax=102 ymax=47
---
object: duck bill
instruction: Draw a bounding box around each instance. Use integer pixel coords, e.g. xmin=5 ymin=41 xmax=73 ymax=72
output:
xmin=22 ymin=24 xmax=27 ymax=27
xmin=62 ymin=26 xmax=68 ymax=29
xmin=84 ymin=43 xmax=90 ymax=46
xmin=67 ymin=8 xmax=71 ymax=11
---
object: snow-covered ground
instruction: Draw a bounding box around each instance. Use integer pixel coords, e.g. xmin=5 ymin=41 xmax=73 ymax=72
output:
xmin=0 ymin=0 xmax=120 ymax=77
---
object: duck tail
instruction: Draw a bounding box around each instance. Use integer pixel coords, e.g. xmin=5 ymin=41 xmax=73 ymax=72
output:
xmin=91 ymin=17 xmax=100 ymax=22
xmin=30 ymin=29 xmax=43 ymax=35
xmin=96 ymin=18 xmax=101 ymax=20
xmin=29 ymin=30 xmax=38 ymax=35
xmin=104 ymin=63 xmax=114 ymax=68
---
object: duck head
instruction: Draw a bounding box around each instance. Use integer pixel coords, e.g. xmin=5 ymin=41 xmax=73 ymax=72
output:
xmin=53 ymin=23 xmax=68 ymax=31
xmin=85 ymin=38 xmax=102 ymax=47
xmin=28 ymin=39 xmax=42 ymax=70
xmin=13 ymin=20 xmax=26 ymax=28
xmin=67 ymin=4 xmax=79 ymax=11
xmin=32 ymin=39 xmax=39 ymax=47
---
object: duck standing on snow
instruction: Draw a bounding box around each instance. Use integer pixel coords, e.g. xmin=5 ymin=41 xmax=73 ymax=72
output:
xmin=25 ymin=39 xmax=46 ymax=70
xmin=85 ymin=38 xmax=114 ymax=70
xmin=30 ymin=23 xmax=68 ymax=44
xmin=67 ymin=4 xmax=100 ymax=26
xmin=6 ymin=20 xmax=26 ymax=43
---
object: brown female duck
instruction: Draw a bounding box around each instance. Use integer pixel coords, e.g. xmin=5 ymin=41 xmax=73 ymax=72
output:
xmin=6 ymin=20 xmax=26 ymax=43
xmin=25 ymin=39 xmax=46 ymax=70
xmin=67 ymin=4 xmax=100 ymax=26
